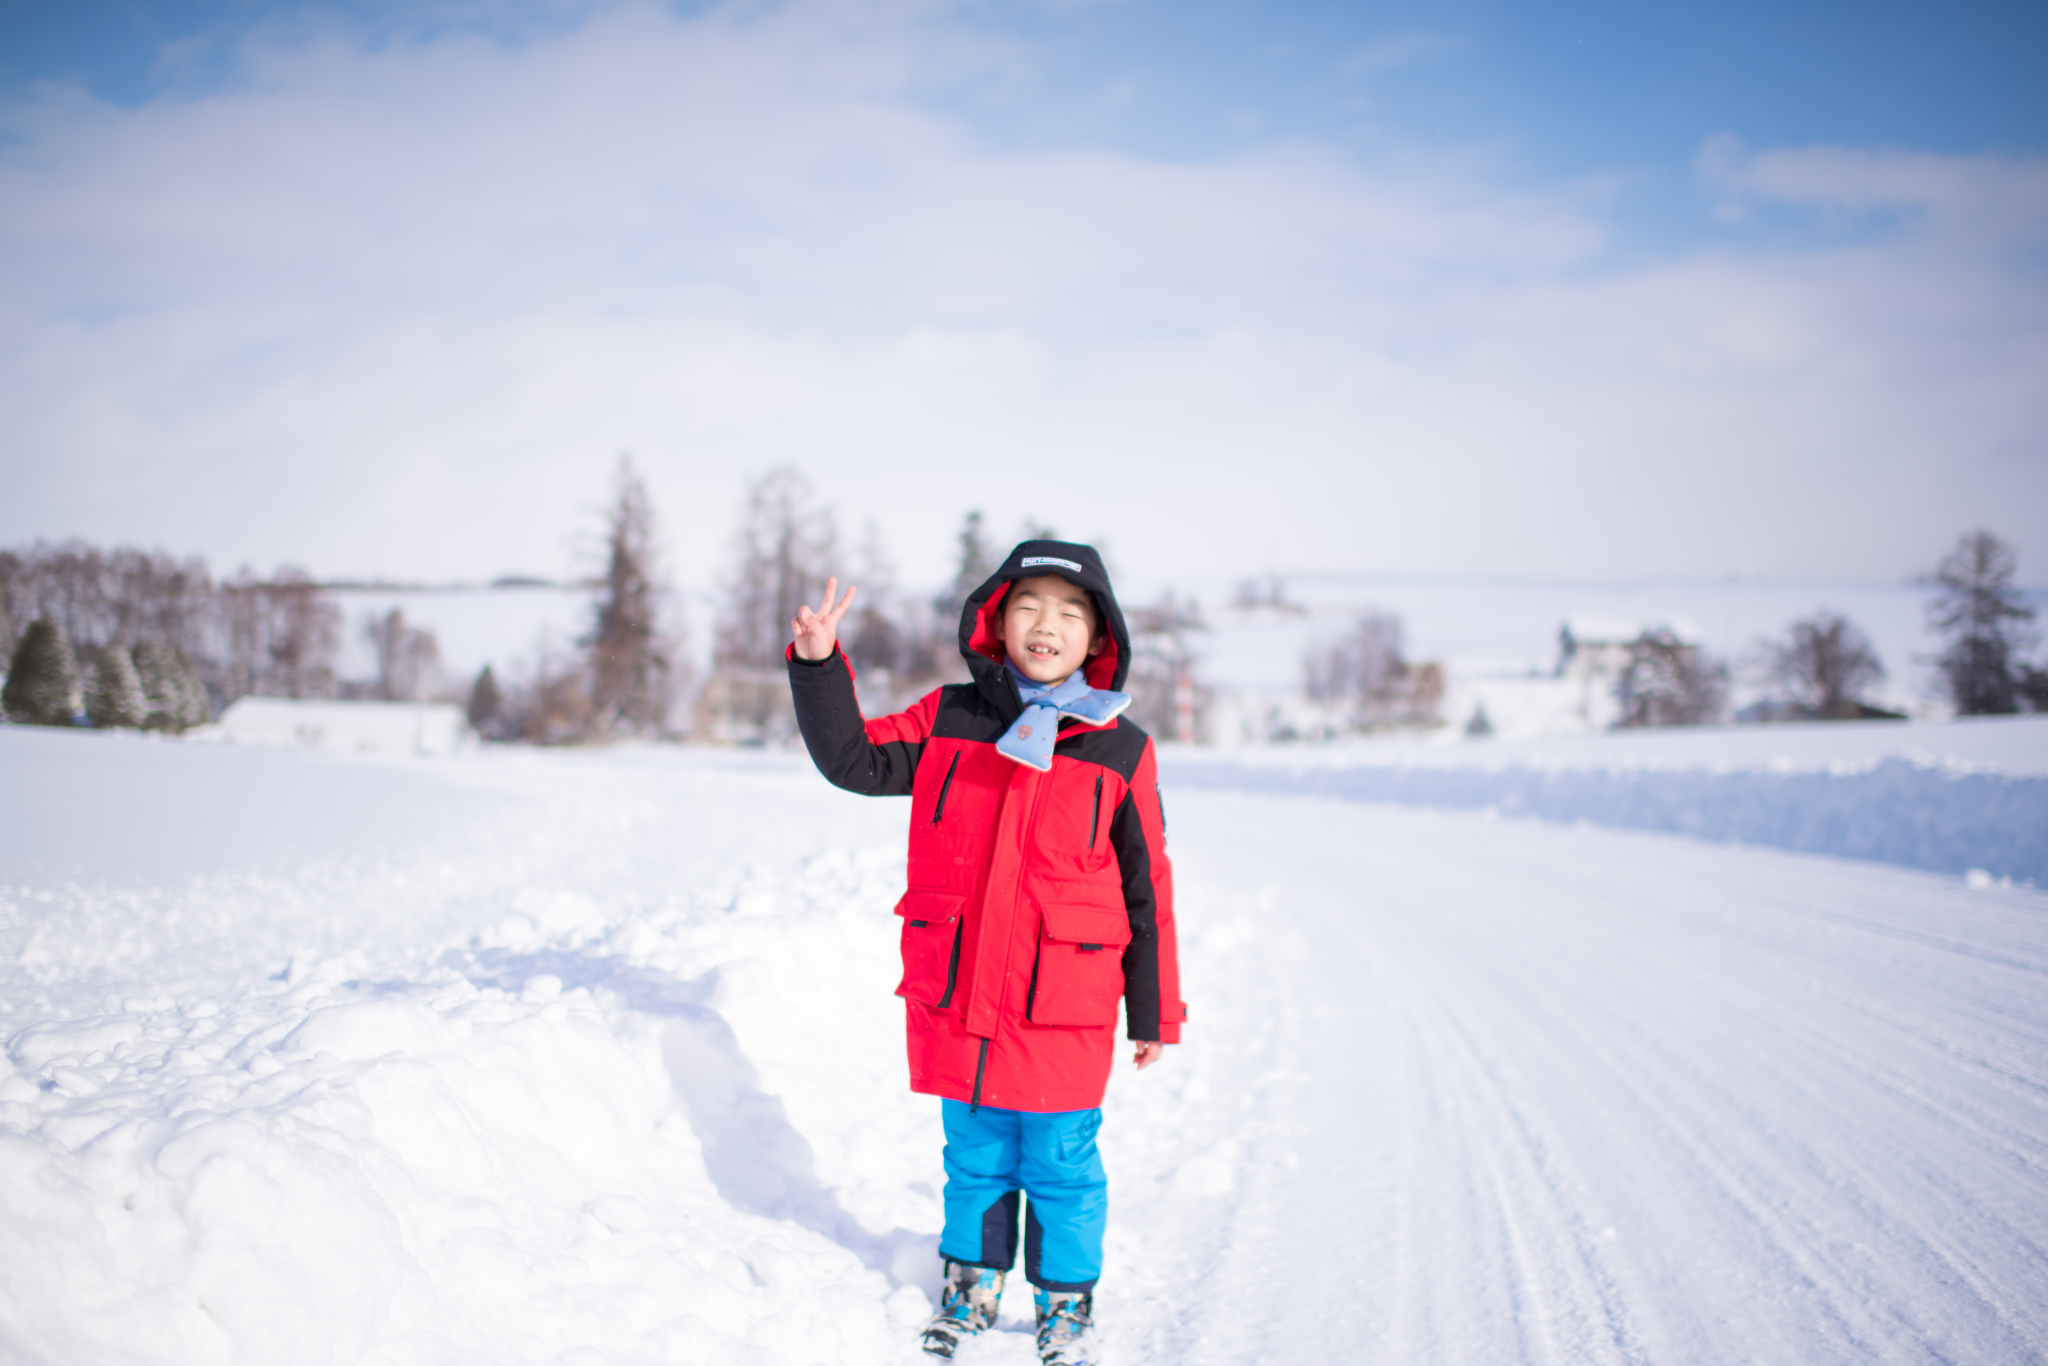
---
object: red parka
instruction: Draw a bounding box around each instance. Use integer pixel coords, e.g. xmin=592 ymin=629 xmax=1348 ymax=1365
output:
xmin=788 ymin=541 xmax=1185 ymax=1113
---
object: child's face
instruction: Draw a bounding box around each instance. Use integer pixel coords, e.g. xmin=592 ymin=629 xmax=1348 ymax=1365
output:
xmin=995 ymin=574 xmax=1105 ymax=685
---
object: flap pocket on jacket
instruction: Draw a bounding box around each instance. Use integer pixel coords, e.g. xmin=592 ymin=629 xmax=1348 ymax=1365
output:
xmin=895 ymin=891 xmax=966 ymax=1008
xmin=1028 ymin=903 xmax=1132 ymax=1028
xmin=1039 ymin=903 xmax=1132 ymax=951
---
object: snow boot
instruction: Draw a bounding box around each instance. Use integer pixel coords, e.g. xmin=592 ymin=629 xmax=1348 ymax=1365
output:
xmin=920 ymin=1261 xmax=1006 ymax=1359
xmin=1033 ymin=1287 xmax=1098 ymax=1366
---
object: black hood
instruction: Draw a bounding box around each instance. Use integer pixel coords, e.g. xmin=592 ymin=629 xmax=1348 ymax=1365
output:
xmin=959 ymin=540 xmax=1132 ymax=716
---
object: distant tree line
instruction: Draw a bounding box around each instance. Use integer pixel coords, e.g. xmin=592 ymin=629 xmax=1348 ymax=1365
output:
xmin=16 ymin=481 xmax=2035 ymax=747
xmin=0 ymin=544 xmax=345 ymax=730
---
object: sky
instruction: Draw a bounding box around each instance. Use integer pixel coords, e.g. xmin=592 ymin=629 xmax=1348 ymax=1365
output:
xmin=1 ymin=0 xmax=2044 ymax=593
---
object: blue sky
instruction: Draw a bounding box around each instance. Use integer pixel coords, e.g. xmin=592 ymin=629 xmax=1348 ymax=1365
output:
xmin=0 ymin=0 xmax=2043 ymax=586
xmin=12 ymin=1 xmax=2042 ymax=174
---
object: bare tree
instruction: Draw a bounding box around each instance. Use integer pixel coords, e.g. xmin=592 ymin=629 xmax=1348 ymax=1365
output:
xmin=1615 ymin=628 xmax=1727 ymax=727
xmin=1125 ymin=590 xmax=1207 ymax=743
xmin=1928 ymin=530 xmax=2035 ymax=716
xmin=715 ymin=466 xmax=837 ymax=671
xmin=1762 ymin=612 xmax=1886 ymax=720
xmin=364 ymin=608 xmax=443 ymax=702
xmin=220 ymin=567 xmax=341 ymax=701
xmin=699 ymin=467 xmax=836 ymax=742
xmin=1302 ymin=611 xmax=1440 ymax=733
xmin=843 ymin=521 xmax=908 ymax=677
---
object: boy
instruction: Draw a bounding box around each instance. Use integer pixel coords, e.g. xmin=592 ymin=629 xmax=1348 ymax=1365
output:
xmin=786 ymin=540 xmax=1186 ymax=1366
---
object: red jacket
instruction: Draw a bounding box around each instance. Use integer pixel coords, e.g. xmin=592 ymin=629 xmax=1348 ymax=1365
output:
xmin=788 ymin=540 xmax=1185 ymax=1112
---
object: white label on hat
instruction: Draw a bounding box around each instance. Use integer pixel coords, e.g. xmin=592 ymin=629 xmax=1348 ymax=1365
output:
xmin=1020 ymin=556 xmax=1083 ymax=572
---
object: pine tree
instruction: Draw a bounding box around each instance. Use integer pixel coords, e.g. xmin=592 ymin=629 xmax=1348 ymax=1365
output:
xmin=132 ymin=639 xmax=186 ymax=731
xmin=1928 ymin=530 xmax=2034 ymax=716
xmin=85 ymin=643 xmax=147 ymax=729
xmin=932 ymin=510 xmax=998 ymax=627
xmin=586 ymin=457 xmax=673 ymax=736
xmin=467 ymin=664 xmax=504 ymax=737
xmin=171 ymin=646 xmax=212 ymax=728
xmin=2 ymin=617 xmax=83 ymax=725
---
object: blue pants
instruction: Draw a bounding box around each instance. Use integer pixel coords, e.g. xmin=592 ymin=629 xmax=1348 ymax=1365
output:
xmin=938 ymin=1100 xmax=1106 ymax=1291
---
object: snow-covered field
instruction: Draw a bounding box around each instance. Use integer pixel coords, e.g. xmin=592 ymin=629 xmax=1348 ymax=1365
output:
xmin=4 ymin=724 xmax=2046 ymax=1364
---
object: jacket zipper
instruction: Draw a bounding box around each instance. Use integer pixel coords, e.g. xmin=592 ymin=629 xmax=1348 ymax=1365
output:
xmin=936 ymin=922 xmax=964 ymax=1009
xmin=1088 ymin=774 xmax=1102 ymax=850
xmin=931 ymin=752 xmax=961 ymax=824
xmin=969 ymin=1037 xmax=990 ymax=1111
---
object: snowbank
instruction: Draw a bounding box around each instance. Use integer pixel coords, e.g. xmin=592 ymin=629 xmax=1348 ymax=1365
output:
xmin=0 ymin=732 xmax=942 ymax=1365
xmin=1163 ymin=716 xmax=2048 ymax=884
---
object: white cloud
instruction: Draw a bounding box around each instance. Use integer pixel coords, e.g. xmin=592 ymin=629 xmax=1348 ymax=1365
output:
xmin=1 ymin=1 xmax=2042 ymax=592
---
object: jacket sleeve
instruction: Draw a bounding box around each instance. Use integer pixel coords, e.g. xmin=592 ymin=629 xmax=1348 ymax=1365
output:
xmin=786 ymin=644 xmax=937 ymax=797
xmin=1109 ymin=737 xmax=1185 ymax=1044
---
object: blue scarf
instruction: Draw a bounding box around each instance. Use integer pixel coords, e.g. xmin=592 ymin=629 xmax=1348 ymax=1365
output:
xmin=997 ymin=660 xmax=1131 ymax=771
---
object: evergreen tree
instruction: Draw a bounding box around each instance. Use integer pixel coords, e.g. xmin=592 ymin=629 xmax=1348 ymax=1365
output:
xmin=171 ymin=646 xmax=212 ymax=728
xmin=85 ymin=643 xmax=147 ymax=729
xmin=2 ymin=617 xmax=82 ymax=725
xmin=932 ymin=510 xmax=998 ymax=627
xmin=1928 ymin=530 xmax=2034 ymax=716
xmin=467 ymin=664 xmax=504 ymax=737
xmin=586 ymin=457 xmax=673 ymax=736
xmin=132 ymin=639 xmax=185 ymax=731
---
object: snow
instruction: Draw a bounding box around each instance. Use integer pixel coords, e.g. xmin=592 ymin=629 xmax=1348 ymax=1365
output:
xmin=212 ymin=698 xmax=474 ymax=756
xmin=1164 ymin=716 xmax=2048 ymax=884
xmin=4 ymin=723 xmax=2047 ymax=1363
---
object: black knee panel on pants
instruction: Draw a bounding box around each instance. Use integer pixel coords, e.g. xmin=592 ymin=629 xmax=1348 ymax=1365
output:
xmin=977 ymin=1189 xmax=1021 ymax=1269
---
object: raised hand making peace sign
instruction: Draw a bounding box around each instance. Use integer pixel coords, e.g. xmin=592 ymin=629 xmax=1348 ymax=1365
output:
xmin=791 ymin=576 xmax=858 ymax=662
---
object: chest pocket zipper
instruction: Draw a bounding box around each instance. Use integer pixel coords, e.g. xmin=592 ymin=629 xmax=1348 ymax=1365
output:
xmin=931 ymin=752 xmax=962 ymax=824
xmin=1088 ymin=773 xmax=1103 ymax=849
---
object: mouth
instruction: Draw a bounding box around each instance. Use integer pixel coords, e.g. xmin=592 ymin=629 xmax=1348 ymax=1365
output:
xmin=1027 ymin=643 xmax=1060 ymax=658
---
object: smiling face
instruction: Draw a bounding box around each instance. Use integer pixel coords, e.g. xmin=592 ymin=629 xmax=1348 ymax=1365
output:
xmin=995 ymin=574 xmax=1105 ymax=685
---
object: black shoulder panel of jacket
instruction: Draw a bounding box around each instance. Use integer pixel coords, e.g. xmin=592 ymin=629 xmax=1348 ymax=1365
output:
xmin=1109 ymin=786 xmax=1163 ymax=1041
xmin=787 ymin=647 xmax=922 ymax=796
xmin=928 ymin=682 xmax=1010 ymax=743
xmin=1055 ymin=715 xmax=1150 ymax=783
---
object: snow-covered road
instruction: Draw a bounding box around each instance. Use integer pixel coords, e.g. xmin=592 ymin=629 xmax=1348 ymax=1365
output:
xmin=1124 ymin=794 xmax=2048 ymax=1364
xmin=3 ymin=731 xmax=2045 ymax=1364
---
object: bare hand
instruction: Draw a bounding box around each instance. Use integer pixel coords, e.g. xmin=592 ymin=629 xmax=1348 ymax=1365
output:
xmin=792 ymin=576 xmax=858 ymax=661
xmin=1133 ymin=1041 xmax=1165 ymax=1071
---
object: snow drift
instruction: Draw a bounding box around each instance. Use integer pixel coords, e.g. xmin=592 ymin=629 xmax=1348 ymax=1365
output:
xmin=1168 ymin=716 xmax=2048 ymax=884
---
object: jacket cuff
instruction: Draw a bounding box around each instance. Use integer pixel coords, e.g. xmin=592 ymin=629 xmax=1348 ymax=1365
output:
xmin=786 ymin=642 xmax=839 ymax=669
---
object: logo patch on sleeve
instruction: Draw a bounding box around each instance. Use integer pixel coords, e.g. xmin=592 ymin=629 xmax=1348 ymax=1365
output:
xmin=1020 ymin=556 xmax=1083 ymax=573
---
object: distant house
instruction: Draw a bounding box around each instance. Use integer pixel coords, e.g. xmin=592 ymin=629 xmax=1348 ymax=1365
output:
xmin=1556 ymin=617 xmax=1702 ymax=681
xmin=215 ymin=697 xmax=473 ymax=755
xmin=1555 ymin=617 xmax=1712 ymax=730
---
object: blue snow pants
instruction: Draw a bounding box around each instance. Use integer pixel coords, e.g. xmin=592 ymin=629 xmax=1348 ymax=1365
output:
xmin=937 ymin=1099 xmax=1106 ymax=1292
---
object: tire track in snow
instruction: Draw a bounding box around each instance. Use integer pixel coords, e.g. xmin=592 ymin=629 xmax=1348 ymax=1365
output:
xmin=1121 ymin=791 xmax=2048 ymax=1365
